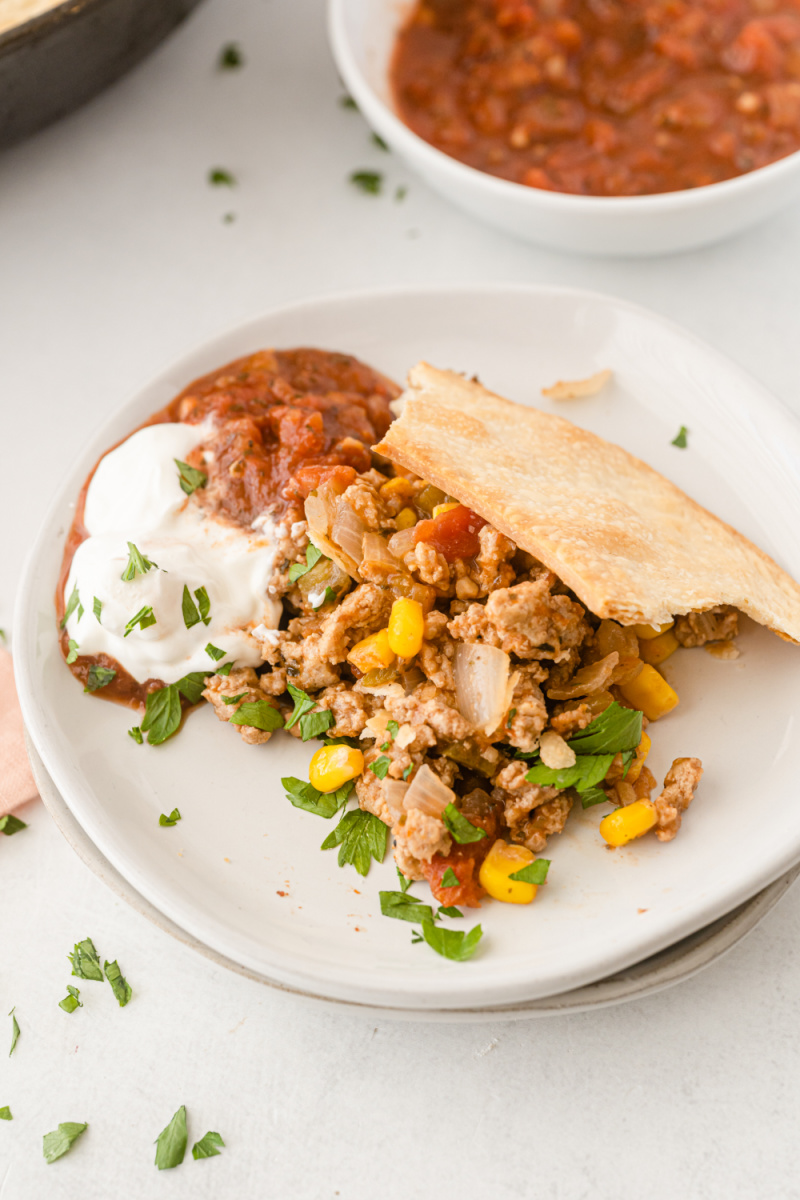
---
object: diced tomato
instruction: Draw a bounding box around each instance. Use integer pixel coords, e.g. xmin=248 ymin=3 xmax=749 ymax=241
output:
xmin=421 ymin=844 xmax=487 ymax=909
xmin=286 ymin=463 xmax=357 ymax=502
xmin=413 ymin=505 xmax=487 ymax=562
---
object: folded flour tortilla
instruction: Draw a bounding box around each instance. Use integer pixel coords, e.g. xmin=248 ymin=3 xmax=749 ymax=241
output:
xmin=374 ymin=363 xmax=800 ymax=643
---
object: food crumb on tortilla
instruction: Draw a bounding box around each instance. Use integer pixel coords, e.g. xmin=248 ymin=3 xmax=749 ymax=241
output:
xmin=542 ymin=368 xmax=613 ymax=400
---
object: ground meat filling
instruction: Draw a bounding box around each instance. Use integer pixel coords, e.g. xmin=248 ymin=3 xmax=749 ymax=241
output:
xmin=234 ymin=460 xmax=717 ymax=897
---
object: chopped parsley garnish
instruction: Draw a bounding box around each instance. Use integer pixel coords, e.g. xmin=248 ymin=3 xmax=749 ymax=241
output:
xmin=506 ymin=707 xmax=517 ymax=728
xmin=0 ymin=1107 xmax=11 ymax=1121
xmin=320 ymin=809 xmax=388 ymax=876
xmin=61 ymin=584 xmax=81 ymax=628
xmin=672 ymin=425 xmax=689 ymax=448
xmin=229 ymin=700 xmax=284 ymax=732
xmin=0 ymin=815 xmax=27 ymax=836
xmin=69 ymin=938 xmax=103 ymax=981
xmin=311 ymin=586 xmax=337 ymax=610
xmin=282 ymin=777 xmax=352 ymax=819
xmin=380 ymin=741 xmax=390 ymax=751
xmin=93 ymin=596 xmax=102 ymax=622
xmin=372 ymin=132 xmax=389 ymax=151
xmin=121 ymin=542 xmax=158 ymax=581
xmin=350 ymin=170 xmax=383 ymax=195
xmin=128 ymin=726 xmax=143 ymax=744
xmin=205 ymin=643 xmax=225 ymax=662
xmin=379 ymin=890 xmax=434 ymax=924
xmin=579 ymin=786 xmax=609 ymax=809
xmin=524 ymin=703 xmax=642 ymax=793
xmin=223 ymin=212 xmax=236 ymax=224
xmin=154 ymin=1105 xmax=187 ymax=1170
xmin=299 ymin=709 xmax=335 ymax=741
xmin=8 ymin=1009 xmax=19 ymax=1057
xmin=438 ymin=906 xmax=463 ymax=919
xmin=440 ymin=867 xmax=460 ymax=889
xmin=124 ymin=605 xmax=156 ymax=637
xmin=174 ymin=458 xmax=207 ymax=495
xmin=566 ymin=702 xmax=642 ymax=756
xmin=104 ymin=959 xmax=132 ymax=1006
xmin=159 ymin=808 xmax=182 ymax=827
xmin=285 ymin=682 xmax=315 ymax=728
xmin=218 ymin=42 xmax=243 ymax=69
xmin=387 ymin=720 xmax=399 ymax=738
xmin=395 ymin=185 xmax=407 ymax=202
xmin=195 ymin=586 xmax=211 ymax=625
xmin=509 ymin=859 xmax=550 ymax=885
xmin=368 ymin=755 xmax=391 ymax=780
xmin=84 ymin=665 xmax=116 ymax=693
xmin=340 ymin=94 xmax=358 ymax=110
xmin=525 ymin=754 xmax=616 ymax=792
xmin=176 ymin=671 xmax=209 ymax=704
xmin=193 ymin=1131 xmax=225 ymax=1159
xmin=402 ymin=764 xmax=413 ymax=781
xmin=43 ymin=1121 xmax=88 ymax=1164
xmin=396 ymin=866 xmax=412 ymax=893
xmin=182 ymin=585 xmax=211 ymax=629
xmin=209 ymin=168 xmax=236 ymax=187
xmin=418 ymin=919 xmax=483 ymax=962
xmin=288 ymin=545 xmax=322 ymax=583
xmin=222 ymin=693 xmax=247 ymax=706
xmin=141 ymin=685 xmax=182 ymax=745
xmin=58 ymin=985 xmax=82 ymax=1014
xmin=442 ymin=803 xmax=487 ymax=844
xmin=215 ymin=661 xmax=233 ymax=677
xmin=66 ymin=639 xmax=79 ymax=664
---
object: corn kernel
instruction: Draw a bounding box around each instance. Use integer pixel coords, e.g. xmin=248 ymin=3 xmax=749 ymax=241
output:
xmin=395 ymin=506 xmax=417 ymax=530
xmin=347 ymin=628 xmax=395 ymax=674
xmin=639 ymin=628 xmax=680 ymax=666
xmin=626 ymin=732 xmax=651 ymax=783
xmin=479 ymin=840 xmax=540 ymax=904
xmin=619 ymin=663 xmax=679 ymax=722
xmin=309 ymin=744 xmax=365 ymax=793
xmin=599 ymin=800 xmax=657 ymax=846
xmin=433 ymin=502 xmax=462 ymax=518
xmin=380 ymin=476 xmax=415 ymax=503
xmin=387 ymin=597 xmax=425 ymax=658
xmin=633 ymin=620 xmax=675 ymax=640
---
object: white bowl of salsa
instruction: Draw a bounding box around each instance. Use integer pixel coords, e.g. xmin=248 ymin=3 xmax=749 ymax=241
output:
xmin=328 ymin=0 xmax=800 ymax=256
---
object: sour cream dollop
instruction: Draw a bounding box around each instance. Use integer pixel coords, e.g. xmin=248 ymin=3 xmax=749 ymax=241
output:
xmin=63 ymin=422 xmax=281 ymax=684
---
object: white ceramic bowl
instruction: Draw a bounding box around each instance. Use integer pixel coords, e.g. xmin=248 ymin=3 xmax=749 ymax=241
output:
xmin=328 ymin=0 xmax=800 ymax=257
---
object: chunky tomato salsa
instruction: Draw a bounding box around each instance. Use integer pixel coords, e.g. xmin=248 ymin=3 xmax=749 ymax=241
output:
xmin=392 ymin=0 xmax=800 ymax=196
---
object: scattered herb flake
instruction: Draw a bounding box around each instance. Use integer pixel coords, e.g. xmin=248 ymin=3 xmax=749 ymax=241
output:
xmin=218 ymin=42 xmax=243 ymax=69
xmin=440 ymin=867 xmax=460 ymax=889
xmin=84 ymin=664 xmax=116 ymax=693
xmin=121 ymin=542 xmax=158 ymax=581
xmin=282 ymin=776 xmax=353 ymax=819
xmin=311 ymin=585 xmax=337 ymax=610
xmin=193 ymin=1130 xmax=225 ymax=1160
xmin=205 ymin=643 xmax=225 ymax=662
xmin=567 ymin=702 xmax=643 ymax=756
xmin=174 ymin=459 xmax=207 ymax=495
xmin=672 ymin=425 xmax=689 ymax=448
xmin=69 ymin=938 xmax=103 ymax=982
xmin=320 ymin=808 xmax=388 ymax=876
xmin=379 ymin=890 xmax=434 ymax=924
xmin=154 ymin=1105 xmax=187 ymax=1170
xmin=209 ymin=168 xmax=236 ymax=187
xmin=215 ymin=662 xmax=233 ymax=677
xmin=396 ymin=866 xmax=412 ymax=893
xmin=442 ymin=803 xmax=487 ymax=845
xmin=368 ymin=755 xmax=391 ymax=780
xmin=43 ymin=1122 xmax=88 ymax=1164
xmin=350 ymin=170 xmax=383 ymax=195
xmin=525 ymin=753 xmax=615 ymax=792
xmin=506 ymin=707 xmax=517 ymax=728
xmin=104 ymin=960 xmax=132 ymax=1007
xmin=0 ymin=815 xmax=27 ymax=836
xmin=175 ymin=671 xmax=208 ymax=705
xmin=395 ymin=185 xmax=407 ymax=202
xmin=402 ymin=764 xmax=413 ymax=781
xmin=124 ymin=605 xmax=156 ymax=638
xmin=141 ymin=684 xmax=182 ymax=745
xmin=61 ymin=584 xmax=81 ymax=628
xmin=222 ymin=693 xmax=247 ymax=706
xmin=66 ymin=638 xmax=79 ymax=664
xmin=128 ymin=725 xmax=143 ymax=744
xmin=340 ymin=94 xmax=358 ymax=110
xmin=229 ymin=700 xmax=284 ymax=732
xmin=284 ymin=683 xmax=315 ymax=729
xmin=509 ymin=859 xmax=550 ymax=885
xmin=380 ymin=741 xmax=390 ymax=751
xmin=579 ymin=786 xmax=609 ymax=809
xmin=8 ymin=1010 xmax=19 ymax=1057
xmin=93 ymin=596 xmax=102 ymax=622
xmin=288 ymin=545 xmax=322 ymax=583
xmin=223 ymin=212 xmax=236 ymax=224
xmin=298 ymin=709 xmax=335 ymax=742
xmin=0 ymin=1107 xmax=11 ymax=1120
xmin=182 ymin=586 xmax=201 ymax=629
xmin=387 ymin=720 xmax=399 ymax=738
xmin=418 ymin=919 xmax=483 ymax=962
xmin=195 ymin=586 xmax=211 ymax=625
xmin=159 ymin=808 xmax=182 ymax=827
xmin=437 ymin=906 xmax=463 ymax=919
xmin=371 ymin=132 xmax=389 ymax=151
xmin=58 ymin=985 xmax=82 ymax=1014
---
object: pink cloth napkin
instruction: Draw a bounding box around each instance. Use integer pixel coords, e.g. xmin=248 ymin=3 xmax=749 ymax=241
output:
xmin=0 ymin=646 xmax=38 ymax=815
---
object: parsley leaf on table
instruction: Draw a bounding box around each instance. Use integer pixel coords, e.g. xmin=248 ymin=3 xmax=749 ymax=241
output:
xmin=104 ymin=960 xmax=132 ymax=1007
xmin=192 ymin=1130 xmax=225 ymax=1159
xmin=43 ymin=1122 xmax=88 ymax=1164
xmin=154 ymin=1106 xmax=187 ymax=1170
xmin=68 ymin=938 xmax=103 ymax=982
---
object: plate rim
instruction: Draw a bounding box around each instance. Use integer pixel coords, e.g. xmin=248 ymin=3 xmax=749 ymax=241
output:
xmin=15 ymin=281 xmax=800 ymax=1009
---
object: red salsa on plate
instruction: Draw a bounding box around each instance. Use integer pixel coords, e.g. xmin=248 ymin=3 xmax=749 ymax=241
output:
xmin=391 ymin=0 xmax=800 ymax=196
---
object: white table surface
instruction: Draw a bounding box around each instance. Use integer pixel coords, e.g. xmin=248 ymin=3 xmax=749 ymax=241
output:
xmin=3 ymin=0 xmax=800 ymax=1195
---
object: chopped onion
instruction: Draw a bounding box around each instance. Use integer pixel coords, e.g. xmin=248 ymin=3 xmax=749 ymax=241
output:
xmin=539 ymin=730 xmax=576 ymax=770
xmin=546 ymin=652 xmax=619 ymax=701
xmin=383 ymin=780 xmax=409 ymax=821
xmin=453 ymin=642 xmax=511 ymax=735
xmin=403 ymin=764 xmax=455 ymax=817
xmin=361 ymin=532 xmax=400 ymax=573
xmin=304 ymin=491 xmax=329 ymax=537
xmin=331 ymin=500 xmax=367 ymax=564
xmin=387 ymin=527 xmax=417 ymax=559
xmin=307 ymin=529 xmax=362 ymax=583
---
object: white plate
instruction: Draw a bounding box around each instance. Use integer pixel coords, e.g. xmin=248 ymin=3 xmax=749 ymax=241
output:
xmin=15 ymin=284 xmax=800 ymax=1011
xmin=25 ymin=735 xmax=800 ymax=1021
